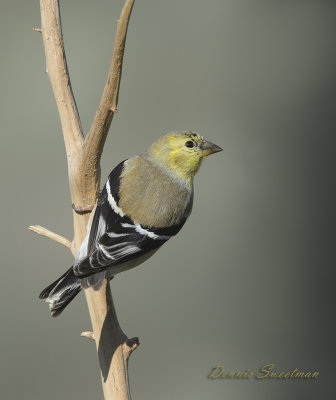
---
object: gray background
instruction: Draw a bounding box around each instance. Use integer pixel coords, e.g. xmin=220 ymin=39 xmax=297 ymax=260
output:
xmin=0 ymin=0 xmax=335 ymax=399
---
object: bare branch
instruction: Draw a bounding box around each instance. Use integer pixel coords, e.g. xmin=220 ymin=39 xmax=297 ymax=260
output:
xmin=35 ymin=1 xmax=137 ymax=399
xmin=84 ymin=280 xmax=139 ymax=399
xmin=82 ymin=0 xmax=135 ymax=163
xmin=29 ymin=225 xmax=72 ymax=249
xmin=40 ymin=0 xmax=84 ymax=157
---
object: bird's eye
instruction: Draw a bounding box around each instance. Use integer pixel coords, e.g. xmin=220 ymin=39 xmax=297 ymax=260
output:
xmin=185 ymin=141 xmax=194 ymax=148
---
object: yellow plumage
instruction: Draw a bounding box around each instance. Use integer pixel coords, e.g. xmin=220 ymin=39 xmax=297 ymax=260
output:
xmin=146 ymin=131 xmax=219 ymax=184
xmin=118 ymin=131 xmax=222 ymax=227
xmin=40 ymin=130 xmax=222 ymax=316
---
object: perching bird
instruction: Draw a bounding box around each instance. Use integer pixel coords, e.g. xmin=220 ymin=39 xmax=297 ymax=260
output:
xmin=39 ymin=131 xmax=222 ymax=316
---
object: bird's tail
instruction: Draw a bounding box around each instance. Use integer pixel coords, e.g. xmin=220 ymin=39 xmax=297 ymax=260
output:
xmin=39 ymin=267 xmax=81 ymax=317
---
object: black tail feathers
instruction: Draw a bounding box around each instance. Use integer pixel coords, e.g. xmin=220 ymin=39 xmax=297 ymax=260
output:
xmin=39 ymin=266 xmax=81 ymax=317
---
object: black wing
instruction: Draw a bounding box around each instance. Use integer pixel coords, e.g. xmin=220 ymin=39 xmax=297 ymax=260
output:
xmin=73 ymin=160 xmax=186 ymax=281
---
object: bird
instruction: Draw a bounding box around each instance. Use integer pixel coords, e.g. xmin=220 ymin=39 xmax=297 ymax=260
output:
xmin=39 ymin=131 xmax=222 ymax=316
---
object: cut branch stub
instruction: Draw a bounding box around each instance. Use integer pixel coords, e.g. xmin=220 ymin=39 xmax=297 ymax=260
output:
xmin=81 ymin=331 xmax=95 ymax=340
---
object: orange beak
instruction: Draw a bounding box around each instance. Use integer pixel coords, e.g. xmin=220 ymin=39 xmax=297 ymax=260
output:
xmin=201 ymin=140 xmax=223 ymax=157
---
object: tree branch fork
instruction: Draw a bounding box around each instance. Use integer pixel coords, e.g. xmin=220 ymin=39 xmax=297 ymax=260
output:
xmin=31 ymin=1 xmax=136 ymax=399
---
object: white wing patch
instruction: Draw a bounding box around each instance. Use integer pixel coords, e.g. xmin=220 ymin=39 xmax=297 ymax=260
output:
xmin=106 ymin=232 xmax=129 ymax=238
xmin=98 ymin=243 xmax=115 ymax=260
xmin=97 ymin=242 xmax=140 ymax=261
xmin=75 ymin=230 xmax=89 ymax=263
xmin=75 ymin=215 xmax=107 ymax=264
xmin=95 ymin=215 xmax=106 ymax=244
xmin=113 ymin=245 xmax=140 ymax=258
xmin=121 ymin=222 xmax=171 ymax=240
xmin=106 ymin=179 xmax=124 ymax=217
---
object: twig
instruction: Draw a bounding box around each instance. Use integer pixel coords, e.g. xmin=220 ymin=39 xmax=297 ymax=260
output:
xmin=82 ymin=0 xmax=135 ymax=164
xmin=29 ymin=225 xmax=72 ymax=249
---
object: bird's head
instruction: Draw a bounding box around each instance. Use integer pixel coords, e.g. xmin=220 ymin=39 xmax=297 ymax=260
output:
xmin=145 ymin=131 xmax=222 ymax=184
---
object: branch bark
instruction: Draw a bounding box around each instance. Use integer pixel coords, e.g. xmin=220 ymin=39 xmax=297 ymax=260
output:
xmin=83 ymin=0 xmax=135 ymax=161
xmin=40 ymin=0 xmax=84 ymax=156
xmin=32 ymin=1 xmax=137 ymax=398
xmin=29 ymin=225 xmax=72 ymax=249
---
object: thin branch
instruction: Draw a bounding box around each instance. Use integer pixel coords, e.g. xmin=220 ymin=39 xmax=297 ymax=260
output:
xmin=29 ymin=225 xmax=72 ymax=249
xmin=40 ymin=0 xmax=84 ymax=157
xmin=83 ymin=0 xmax=135 ymax=162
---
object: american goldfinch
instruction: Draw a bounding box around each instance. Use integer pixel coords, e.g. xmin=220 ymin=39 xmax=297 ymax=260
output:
xmin=40 ymin=131 xmax=222 ymax=316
